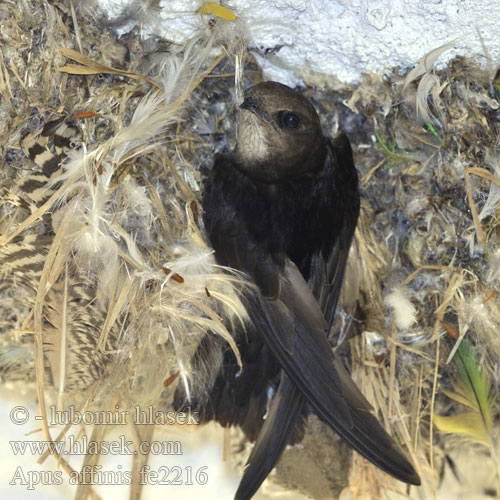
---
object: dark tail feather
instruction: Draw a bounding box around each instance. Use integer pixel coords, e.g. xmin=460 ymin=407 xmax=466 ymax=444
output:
xmin=235 ymin=372 xmax=304 ymax=500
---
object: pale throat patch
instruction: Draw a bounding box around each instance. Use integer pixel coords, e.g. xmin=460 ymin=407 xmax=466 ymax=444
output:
xmin=236 ymin=112 xmax=269 ymax=164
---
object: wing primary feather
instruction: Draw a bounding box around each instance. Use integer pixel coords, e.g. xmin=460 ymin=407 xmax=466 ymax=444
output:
xmin=250 ymin=267 xmax=420 ymax=486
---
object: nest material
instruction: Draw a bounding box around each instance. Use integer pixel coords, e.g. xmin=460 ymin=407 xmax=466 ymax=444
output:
xmin=0 ymin=1 xmax=499 ymax=499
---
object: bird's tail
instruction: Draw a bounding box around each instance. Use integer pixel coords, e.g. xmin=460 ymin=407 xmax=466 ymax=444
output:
xmin=235 ymin=371 xmax=304 ymax=500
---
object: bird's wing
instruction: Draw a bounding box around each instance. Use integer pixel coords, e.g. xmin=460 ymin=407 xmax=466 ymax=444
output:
xmin=235 ymin=233 xmax=356 ymax=498
xmin=236 ymin=259 xmax=420 ymax=496
xmin=234 ymin=246 xmax=353 ymax=499
xmin=310 ymin=235 xmax=352 ymax=331
xmin=250 ymin=260 xmax=420 ymax=485
xmin=309 ymin=132 xmax=359 ymax=330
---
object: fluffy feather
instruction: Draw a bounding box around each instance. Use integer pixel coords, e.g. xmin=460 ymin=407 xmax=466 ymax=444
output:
xmin=384 ymin=285 xmax=417 ymax=330
xmin=402 ymin=40 xmax=456 ymax=124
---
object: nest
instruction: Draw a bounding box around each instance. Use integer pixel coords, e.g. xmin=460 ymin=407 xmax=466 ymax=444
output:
xmin=0 ymin=1 xmax=498 ymax=499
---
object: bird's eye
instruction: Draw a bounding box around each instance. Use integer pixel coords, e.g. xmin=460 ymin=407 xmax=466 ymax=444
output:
xmin=278 ymin=111 xmax=300 ymax=130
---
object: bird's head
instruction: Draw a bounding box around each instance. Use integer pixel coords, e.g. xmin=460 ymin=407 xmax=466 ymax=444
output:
xmin=233 ymin=81 xmax=327 ymax=182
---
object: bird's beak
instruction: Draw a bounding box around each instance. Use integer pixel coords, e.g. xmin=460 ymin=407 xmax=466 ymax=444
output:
xmin=239 ymin=97 xmax=260 ymax=115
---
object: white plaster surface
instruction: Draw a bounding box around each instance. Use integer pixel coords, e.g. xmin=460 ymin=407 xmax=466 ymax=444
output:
xmin=97 ymin=0 xmax=499 ymax=85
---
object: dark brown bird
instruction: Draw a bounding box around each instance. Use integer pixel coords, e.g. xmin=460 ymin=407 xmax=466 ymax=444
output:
xmin=178 ymin=81 xmax=420 ymax=499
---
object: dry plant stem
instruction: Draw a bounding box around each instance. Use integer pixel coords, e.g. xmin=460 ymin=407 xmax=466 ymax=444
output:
xmin=8 ymin=60 xmax=35 ymax=105
xmin=0 ymin=48 xmax=15 ymax=101
xmin=97 ymin=272 xmax=136 ymax=352
xmin=190 ymin=299 xmax=241 ymax=367
xmin=163 ymin=149 xmax=198 ymax=202
xmin=434 ymin=272 xmax=463 ymax=337
xmin=430 ymin=335 xmax=440 ymax=498
xmin=144 ymin=173 xmax=172 ymax=236
xmin=37 ymin=381 xmax=99 ymax=465
xmin=428 ymin=272 xmax=462 ymax=495
xmin=467 ymin=167 xmax=500 ymax=188
xmin=465 ymin=166 xmax=500 ymax=244
xmin=74 ymin=415 xmax=108 ymax=500
xmin=374 ymin=328 xmax=431 ymax=360
xmin=69 ymin=1 xmax=84 ymax=55
xmin=445 ymin=328 xmax=465 ymax=363
xmin=129 ymin=424 xmax=155 ymax=500
xmin=361 ymin=157 xmax=387 ymax=186
xmin=37 ymin=421 xmax=73 ymax=464
xmin=58 ymin=263 xmax=69 ymax=408
xmin=414 ymin=365 xmax=424 ymax=453
xmin=388 ymin=323 xmax=397 ymax=418
xmin=21 ymin=307 xmax=35 ymax=332
xmin=59 ymin=47 xmax=162 ymax=90
xmin=170 ymin=51 xmax=226 ymax=110
xmin=207 ymin=72 xmax=236 ymax=78
xmin=465 ymin=169 xmax=486 ymax=243
xmin=402 ymin=265 xmax=455 ymax=287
